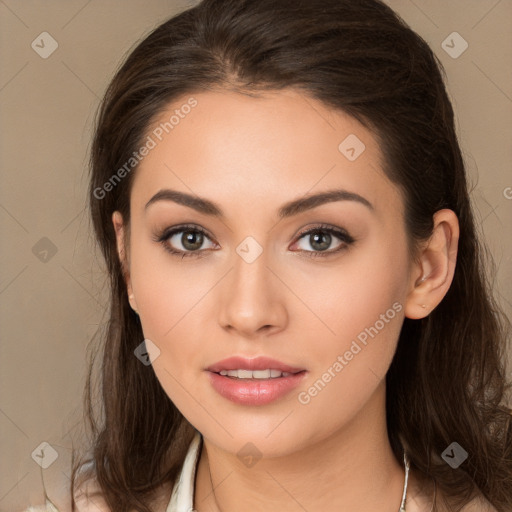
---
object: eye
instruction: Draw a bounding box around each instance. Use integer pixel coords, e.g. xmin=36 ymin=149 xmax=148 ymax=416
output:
xmin=153 ymin=223 xmax=355 ymax=259
xmin=291 ymin=224 xmax=355 ymax=258
xmin=153 ymin=224 xmax=217 ymax=258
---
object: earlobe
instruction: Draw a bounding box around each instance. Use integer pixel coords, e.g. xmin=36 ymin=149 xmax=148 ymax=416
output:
xmin=404 ymin=209 xmax=459 ymax=319
xmin=112 ymin=211 xmax=139 ymax=314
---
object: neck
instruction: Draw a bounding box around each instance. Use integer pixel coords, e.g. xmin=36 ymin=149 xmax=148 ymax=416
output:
xmin=194 ymin=382 xmax=409 ymax=512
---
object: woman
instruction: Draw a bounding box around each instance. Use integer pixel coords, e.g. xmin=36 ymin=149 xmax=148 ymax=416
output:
xmin=65 ymin=0 xmax=512 ymax=511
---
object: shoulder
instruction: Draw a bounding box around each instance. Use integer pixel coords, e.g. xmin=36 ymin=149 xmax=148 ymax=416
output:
xmin=458 ymin=495 xmax=498 ymax=512
xmin=73 ymin=477 xmax=174 ymax=512
xmin=18 ymin=472 xmax=111 ymax=512
xmin=18 ymin=496 xmax=110 ymax=512
xmin=21 ymin=507 xmax=63 ymax=512
xmin=73 ymin=471 xmax=111 ymax=512
xmin=411 ymin=476 xmax=498 ymax=512
xmin=434 ymin=488 xmax=498 ymax=512
xmin=74 ymin=493 xmax=111 ymax=512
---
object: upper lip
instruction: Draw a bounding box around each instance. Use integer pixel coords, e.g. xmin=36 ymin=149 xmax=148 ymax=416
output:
xmin=206 ymin=356 xmax=306 ymax=374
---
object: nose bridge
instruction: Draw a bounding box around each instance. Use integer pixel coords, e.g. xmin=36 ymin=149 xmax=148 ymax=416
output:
xmin=232 ymin=240 xmax=269 ymax=297
xmin=218 ymin=236 xmax=287 ymax=334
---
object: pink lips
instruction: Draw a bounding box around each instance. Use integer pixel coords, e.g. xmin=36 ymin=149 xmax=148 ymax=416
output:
xmin=205 ymin=355 xmax=307 ymax=406
xmin=206 ymin=355 xmax=305 ymax=374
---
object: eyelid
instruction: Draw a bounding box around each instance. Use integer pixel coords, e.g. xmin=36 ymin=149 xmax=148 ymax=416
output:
xmin=157 ymin=223 xmax=214 ymax=241
xmin=294 ymin=223 xmax=353 ymax=241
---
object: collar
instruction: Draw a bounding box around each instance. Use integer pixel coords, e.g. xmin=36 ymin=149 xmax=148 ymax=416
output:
xmin=166 ymin=431 xmax=203 ymax=512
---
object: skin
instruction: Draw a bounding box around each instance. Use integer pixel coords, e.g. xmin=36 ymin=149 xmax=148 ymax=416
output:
xmin=112 ymin=88 xmax=459 ymax=512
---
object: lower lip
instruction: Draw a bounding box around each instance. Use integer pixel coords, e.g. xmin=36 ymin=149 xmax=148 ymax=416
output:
xmin=206 ymin=371 xmax=308 ymax=405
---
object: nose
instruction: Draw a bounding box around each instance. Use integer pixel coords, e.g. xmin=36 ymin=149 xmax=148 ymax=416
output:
xmin=217 ymin=248 xmax=288 ymax=338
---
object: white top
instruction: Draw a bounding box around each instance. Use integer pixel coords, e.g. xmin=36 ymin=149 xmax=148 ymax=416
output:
xmin=20 ymin=432 xmax=495 ymax=512
xmin=166 ymin=431 xmax=203 ymax=512
xmin=20 ymin=432 xmax=203 ymax=512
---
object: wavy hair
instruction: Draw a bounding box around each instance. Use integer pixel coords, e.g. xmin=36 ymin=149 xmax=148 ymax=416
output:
xmin=71 ymin=0 xmax=512 ymax=510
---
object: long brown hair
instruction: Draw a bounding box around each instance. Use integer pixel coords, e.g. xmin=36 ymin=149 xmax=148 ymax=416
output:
xmin=73 ymin=0 xmax=512 ymax=510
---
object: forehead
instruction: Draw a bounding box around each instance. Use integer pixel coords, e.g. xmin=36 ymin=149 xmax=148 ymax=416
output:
xmin=130 ymin=88 xmax=404 ymax=221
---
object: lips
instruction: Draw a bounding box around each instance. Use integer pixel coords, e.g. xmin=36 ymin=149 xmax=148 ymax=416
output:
xmin=205 ymin=356 xmax=308 ymax=405
xmin=205 ymin=355 xmax=305 ymax=374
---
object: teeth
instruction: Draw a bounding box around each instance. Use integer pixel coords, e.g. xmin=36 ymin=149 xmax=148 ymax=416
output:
xmin=218 ymin=369 xmax=293 ymax=379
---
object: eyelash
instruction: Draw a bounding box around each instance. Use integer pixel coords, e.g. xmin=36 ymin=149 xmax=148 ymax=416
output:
xmin=153 ymin=223 xmax=355 ymax=259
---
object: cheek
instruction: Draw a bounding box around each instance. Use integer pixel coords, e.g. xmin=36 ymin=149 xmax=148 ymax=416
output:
xmin=129 ymin=249 xmax=207 ymax=412
xmin=128 ymin=237 xmax=218 ymax=392
xmin=289 ymin=238 xmax=408 ymax=405
xmin=290 ymin=256 xmax=406 ymax=427
xmin=293 ymin=237 xmax=407 ymax=350
xmin=129 ymin=232 xmax=202 ymax=338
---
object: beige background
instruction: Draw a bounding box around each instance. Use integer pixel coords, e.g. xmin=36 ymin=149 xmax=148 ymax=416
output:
xmin=1 ymin=1 xmax=511 ymax=510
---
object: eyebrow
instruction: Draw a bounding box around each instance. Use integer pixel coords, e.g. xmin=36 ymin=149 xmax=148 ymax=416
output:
xmin=144 ymin=188 xmax=374 ymax=219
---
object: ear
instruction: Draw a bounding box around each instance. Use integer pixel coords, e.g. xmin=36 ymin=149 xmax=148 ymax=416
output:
xmin=404 ymin=209 xmax=459 ymax=319
xmin=112 ymin=211 xmax=138 ymax=314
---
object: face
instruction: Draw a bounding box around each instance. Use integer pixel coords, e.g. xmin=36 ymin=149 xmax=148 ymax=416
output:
xmin=113 ymin=88 xmax=419 ymax=456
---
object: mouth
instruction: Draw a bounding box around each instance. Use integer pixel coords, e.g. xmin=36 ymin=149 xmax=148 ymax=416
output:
xmin=211 ymin=369 xmax=306 ymax=380
xmin=206 ymin=360 xmax=308 ymax=405
xmin=206 ymin=355 xmax=306 ymax=376
xmin=205 ymin=356 xmax=307 ymax=404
